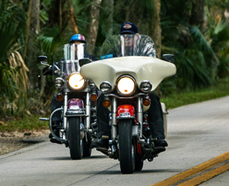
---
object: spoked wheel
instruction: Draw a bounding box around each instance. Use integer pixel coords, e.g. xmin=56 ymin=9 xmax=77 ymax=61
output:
xmin=68 ymin=117 xmax=83 ymax=160
xmin=83 ymin=133 xmax=92 ymax=157
xmin=118 ymin=119 xmax=135 ymax=174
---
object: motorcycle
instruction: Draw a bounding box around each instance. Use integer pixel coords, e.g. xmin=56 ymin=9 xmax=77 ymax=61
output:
xmin=38 ymin=43 xmax=97 ymax=160
xmin=80 ymin=34 xmax=176 ymax=173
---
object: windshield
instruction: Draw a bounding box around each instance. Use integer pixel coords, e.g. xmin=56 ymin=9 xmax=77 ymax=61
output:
xmin=100 ymin=34 xmax=157 ymax=59
xmin=53 ymin=43 xmax=88 ymax=78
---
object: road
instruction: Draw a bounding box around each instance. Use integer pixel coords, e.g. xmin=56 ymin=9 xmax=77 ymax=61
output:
xmin=1 ymin=96 xmax=229 ymax=186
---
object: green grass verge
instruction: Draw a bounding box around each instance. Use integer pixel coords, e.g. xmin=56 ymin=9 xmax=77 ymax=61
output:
xmin=0 ymin=115 xmax=49 ymax=133
xmin=1 ymin=77 xmax=229 ymax=133
xmin=161 ymin=77 xmax=229 ymax=109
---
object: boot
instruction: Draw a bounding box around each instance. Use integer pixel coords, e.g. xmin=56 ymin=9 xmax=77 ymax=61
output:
xmin=148 ymin=121 xmax=168 ymax=147
xmin=91 ymin=135 xmax=109 ymax=155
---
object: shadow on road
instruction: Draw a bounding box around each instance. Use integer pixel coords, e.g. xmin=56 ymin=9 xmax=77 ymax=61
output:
xmin=35 ymin=154 xmax=108 ymax=161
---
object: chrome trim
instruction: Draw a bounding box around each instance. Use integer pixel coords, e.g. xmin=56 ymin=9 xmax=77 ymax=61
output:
xmin=65 ymin=111 xmax=86 ymax=116
xmin=139 ymin=80 xmax=152 ymax=93
xmin=132 ymin=125 xmax=139 ymax=137
xmin=49 ymin=107 xmax=66 ymax=143
xmin=85 ymin=92 xmax=91 ymax=129
xmin=117 ymin=116 xmax=135 ymax=119
xmin=63 ymin=92 xmax=68 ymax=140
xmin=111 ymin=97 xmax=117 ymax=140
xmin=55 ymin=77 xmax=65 ymax=89
xmin=39 ymin=117 xmax=49 ymax=121
xmin=100 ymin=81 xmax=112 ymax=93
xmin=105 ymin=92 xmax=147 ymax=99
xmin=137 ymin=97 xmax=143 ymax=138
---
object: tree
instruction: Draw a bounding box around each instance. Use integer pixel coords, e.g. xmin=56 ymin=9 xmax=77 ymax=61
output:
xmin=25 ymin=0 xmax=40 ymax=89
xmin=86 ymin=0 xmax=102 ymax=54
xmin=190 ymin=0 xmax=205 ymax=32
xmin=151 ymin=0 xmax=161 ymax=58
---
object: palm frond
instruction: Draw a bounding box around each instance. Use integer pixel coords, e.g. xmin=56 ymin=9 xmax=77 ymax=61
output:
xmin=190 ymin=26 xmax=219 ymax=65
xmin=0 ymin=0 xmax=27 ymax=116
xmin=37 ymin=35 xmax=54 ymax=54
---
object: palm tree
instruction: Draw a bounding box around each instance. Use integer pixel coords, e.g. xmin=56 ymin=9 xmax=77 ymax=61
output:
xmin=160 ymin=0 xmax=229 ymax=90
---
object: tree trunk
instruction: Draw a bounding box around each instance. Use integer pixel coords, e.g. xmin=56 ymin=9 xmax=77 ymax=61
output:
xmin=151 ymin=0 xmax=161 ymax=58
xmin=101 ymin=0 xmax=114 ymax=36
xmin=86 ymin=0 xmax=102 ymax=54
xmin=151 ymin=0 xmax=161 ymax=95
xmin=190 ymin=0 xmax=205 ymax=32
xmin=69 ymin=3 xmax=79 ymax=34
xmin=25 ymin=0 xmax=40 ymax=90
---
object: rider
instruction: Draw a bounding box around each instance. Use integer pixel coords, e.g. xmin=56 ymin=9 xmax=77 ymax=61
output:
xmin=50 ymin=34 xmax=96 ymax=143
xmin=91 ymin=22 xmax=168 ymax=152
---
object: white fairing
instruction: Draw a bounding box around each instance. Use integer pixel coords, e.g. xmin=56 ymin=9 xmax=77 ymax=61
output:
xmin=81 ymin=56 xmax=176 ymax=92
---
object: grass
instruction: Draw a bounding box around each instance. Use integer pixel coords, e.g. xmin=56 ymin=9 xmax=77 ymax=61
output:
xmin=161 ymin=77 xmax=229 ymax=109
xmin=0 ymin=77 xmax=229 ymax=133
xmin=0 ymin=115 xmax=49 ymax=133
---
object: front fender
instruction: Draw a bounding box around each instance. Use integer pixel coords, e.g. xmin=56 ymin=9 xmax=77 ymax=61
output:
xmin=68 ymin=98 xmax=84 ymax=109
xmin=66 ymin=98 xmax=85 ymax=117
xmin=117 ymin=105 xmax=135 ymax=119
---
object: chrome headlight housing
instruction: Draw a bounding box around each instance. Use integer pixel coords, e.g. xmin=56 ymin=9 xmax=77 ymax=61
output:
xmin=100 ymin=81 xmax=112 ymax=93
xmin=55 ymin=77 xmax=64 ymax=89
xmin=139 ymin=80 xmax=152 ymax=93
xmin=117 ymin=76 xmax=135 ymax=96
xmin=68 ymin=72 xmax=85 ymax=90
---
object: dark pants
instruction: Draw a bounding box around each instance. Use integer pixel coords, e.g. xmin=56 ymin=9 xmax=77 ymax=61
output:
xmin=51 ymin=93 xmax=63 ymax=122
xmin=96 ymin=92 xmax=165 ymax=139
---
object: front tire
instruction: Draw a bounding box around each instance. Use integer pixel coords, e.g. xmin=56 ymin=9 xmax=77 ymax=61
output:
xmin=68 ymin=117 xmax=83 ymax=160
xmin=118 ymin=119 xmax=135 ymax=174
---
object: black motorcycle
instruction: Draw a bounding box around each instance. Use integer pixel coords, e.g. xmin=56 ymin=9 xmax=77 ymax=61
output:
xmin=39 ymin=43 xmax=97 ymax=159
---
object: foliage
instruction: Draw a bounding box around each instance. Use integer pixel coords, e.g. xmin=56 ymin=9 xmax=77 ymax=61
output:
xmin=1 ymin=0 xmax=229 ymax=117
xmin=160 ymin=0 xmax=229 ymax=92
xmin=0 ymin=115 xmax=49 ymax=132
xmin=0 ymin=0 xmax=28 ymax=116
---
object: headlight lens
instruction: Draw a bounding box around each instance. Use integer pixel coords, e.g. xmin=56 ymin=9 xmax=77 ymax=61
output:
xmin=68 ymin=73 xmax=85 ymax=90
xmin=117 ymin=76 xmax=135 ymax=95
xmin=100 ymin=81 xmax=112 ymax=93
xmin=140 ymin=81 xmax=152 ymax=93
xmin=55 ymin=77 xmax=64 ymax=89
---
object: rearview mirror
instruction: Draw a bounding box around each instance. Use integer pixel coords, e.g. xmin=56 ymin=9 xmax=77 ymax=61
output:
xmin=38 ymin=55 xmax=48 ymax=65
xmin=79 ymin=58 xmax=91 ymax=67
xmin=162 ymin=54 xmax=174 ymax=63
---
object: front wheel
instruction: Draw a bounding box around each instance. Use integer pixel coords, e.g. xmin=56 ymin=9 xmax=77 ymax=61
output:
xmin=68 ymin=117 xmax=83 ymax=160
xmin=118 ymin=119 xmax=135 ymax=174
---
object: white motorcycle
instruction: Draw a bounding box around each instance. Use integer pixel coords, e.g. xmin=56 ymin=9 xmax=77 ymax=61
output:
xmin=81 ymin=34 xmax=176 ymax=173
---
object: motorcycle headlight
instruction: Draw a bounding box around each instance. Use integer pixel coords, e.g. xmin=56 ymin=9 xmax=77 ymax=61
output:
xmin=68 ymin=73 xmax=85 ymax=90
xmin=140 ymin=80 xmax=152 ymax=93
xmin=100 ymin=81 xmax=112 ymax=93
xmin=117 ymin=76 xmax=135 ymax=96
xmin=55 ymin=77 xmax=64 ymax=89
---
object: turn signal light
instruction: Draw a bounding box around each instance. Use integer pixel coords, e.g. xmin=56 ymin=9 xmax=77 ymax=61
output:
xmin=143 ymin=98 xmax=150 ymax=106
xmin=56 ymin=94 xmax=64 ymax=101
xmin=91 ymin=93 xmax=97 ymax=101
xmin=103 ymin=100 xmax=111 ymax=108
